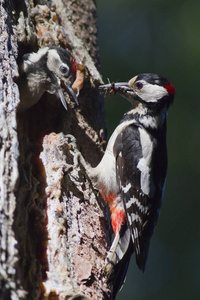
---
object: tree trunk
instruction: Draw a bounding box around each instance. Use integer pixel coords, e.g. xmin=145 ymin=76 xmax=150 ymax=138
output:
xmin=0 ymin=0 xmax=112 ymax=299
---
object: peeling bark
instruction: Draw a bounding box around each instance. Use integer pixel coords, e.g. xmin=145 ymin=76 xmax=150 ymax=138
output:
xmin=0 ymin=0 xmax=113 ymax=299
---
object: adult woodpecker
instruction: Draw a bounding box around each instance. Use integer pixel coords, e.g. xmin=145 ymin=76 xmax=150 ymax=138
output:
xmin=17 ymin=46 xmax=78 ymax=112
xmin=95 ymin=73 xmax=175 ymax=297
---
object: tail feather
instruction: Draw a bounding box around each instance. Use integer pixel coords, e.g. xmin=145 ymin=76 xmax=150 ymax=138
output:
xmin=111 ymin=241 xmax=133 ymax=300
xmin=107 ymin=224 xmax=131 ymax=266
xmin=107 ymin=224 xmax=133 ymax=299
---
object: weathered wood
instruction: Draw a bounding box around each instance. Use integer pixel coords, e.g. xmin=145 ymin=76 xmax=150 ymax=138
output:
xmin=0 ymin=0 xmax=26 ymax=299
xmin=0 ymin=0 xmax=113 ymax=299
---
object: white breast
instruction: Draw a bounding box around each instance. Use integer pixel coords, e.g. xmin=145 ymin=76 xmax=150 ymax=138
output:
xmin=91 ymin=119 xmax=135 ymax=194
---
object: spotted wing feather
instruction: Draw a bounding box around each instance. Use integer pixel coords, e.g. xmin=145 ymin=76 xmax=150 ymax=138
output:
xmin=113 ymin=123 xmax=167 ymax=271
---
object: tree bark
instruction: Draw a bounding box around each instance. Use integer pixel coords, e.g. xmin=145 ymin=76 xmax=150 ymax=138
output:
xmin=0 ymin=0 xmax=112 ymax=299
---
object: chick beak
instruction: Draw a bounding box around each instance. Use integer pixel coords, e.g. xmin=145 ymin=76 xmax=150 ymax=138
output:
xmin=63 ymin=82 xmax=79 ymax=106
xmin=57 ymin=87 xmax=68 ymax=110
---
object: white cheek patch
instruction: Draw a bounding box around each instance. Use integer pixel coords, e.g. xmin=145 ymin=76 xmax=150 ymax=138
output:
xmin=47 ymin=50 xmax=70 ymax=78
xmin=47 ymin=49 xmax=62 ymax=73
xmin=138 ymin=82 xmax=167 ymax=102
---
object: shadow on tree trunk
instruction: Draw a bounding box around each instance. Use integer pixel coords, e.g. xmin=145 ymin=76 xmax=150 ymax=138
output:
xmin=0 ymin=0 xmax=116 ymax=299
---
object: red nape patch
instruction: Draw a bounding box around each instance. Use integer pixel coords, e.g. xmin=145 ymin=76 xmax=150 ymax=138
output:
xmin=163 ymin=83 xmax=176 ymax=95
xmin=70 ymin=56 xmax=77 ymax=75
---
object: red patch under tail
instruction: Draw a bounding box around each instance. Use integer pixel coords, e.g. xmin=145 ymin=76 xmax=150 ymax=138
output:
xmin=101 ymin=190 xmax=126 ymax=235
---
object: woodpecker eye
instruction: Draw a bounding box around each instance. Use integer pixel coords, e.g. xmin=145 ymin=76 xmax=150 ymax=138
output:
xmin=135 ymin=82 xmax=143 ymax=89
xmin=60 ymin=65 xmax=69 ymax=75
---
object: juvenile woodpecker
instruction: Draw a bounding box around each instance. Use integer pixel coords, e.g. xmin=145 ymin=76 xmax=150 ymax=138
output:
xmin=95 ymin=73 xmax=175 ymax=296
xmin=17 ymin=46 xmax=78 ymax=112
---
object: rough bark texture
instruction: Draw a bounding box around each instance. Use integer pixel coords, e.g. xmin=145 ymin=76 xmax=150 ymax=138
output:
xmin=0 ymin=0 xmax=113 ymax=299
xmin=0 ymin=1 xmax=25 ymax=299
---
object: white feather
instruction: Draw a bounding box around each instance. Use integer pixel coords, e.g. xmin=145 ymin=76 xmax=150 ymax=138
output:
xmin=137 ymin=128 xmax=155 ymax=197
xmin=136 ymin=80 xmax=168 ymax=102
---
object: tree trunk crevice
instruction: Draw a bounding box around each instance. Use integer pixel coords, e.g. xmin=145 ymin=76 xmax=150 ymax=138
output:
xmin=0 ymin=0 xmax=114 ymax=299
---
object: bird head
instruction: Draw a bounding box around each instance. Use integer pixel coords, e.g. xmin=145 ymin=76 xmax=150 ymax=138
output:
xmin=99 ymin=73 xmax=175 ymax=112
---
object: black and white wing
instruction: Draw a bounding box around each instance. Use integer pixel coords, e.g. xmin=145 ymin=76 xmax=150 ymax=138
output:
xmin=113 ymin=122 xmax=167 ymax=271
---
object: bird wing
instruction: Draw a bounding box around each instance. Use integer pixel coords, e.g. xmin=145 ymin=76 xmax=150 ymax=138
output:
xmin=114 ymin=122 xmax=166 ymax=271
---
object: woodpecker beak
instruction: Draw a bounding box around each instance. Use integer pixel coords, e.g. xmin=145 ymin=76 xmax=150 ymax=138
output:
xmin=99 ymin=82 xmax=135 ymax=103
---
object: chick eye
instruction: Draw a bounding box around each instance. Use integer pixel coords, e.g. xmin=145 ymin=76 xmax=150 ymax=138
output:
xmin=60 ymin=65 xmax=69 ymax=75
xmin=135 ymin=81 xmax=143 ymax=89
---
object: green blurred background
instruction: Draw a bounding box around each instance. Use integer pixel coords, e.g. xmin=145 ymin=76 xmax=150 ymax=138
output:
xmin=97 ymin=0 xmax=200 ymax=299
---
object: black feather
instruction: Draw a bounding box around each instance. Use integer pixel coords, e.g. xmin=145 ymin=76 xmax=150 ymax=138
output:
xmin=113 ymin=117 xmax=167 ymax=271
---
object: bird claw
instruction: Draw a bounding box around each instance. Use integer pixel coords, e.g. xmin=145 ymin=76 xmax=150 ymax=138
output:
xmin=104 ymin=256 xmax=115 ymax=276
